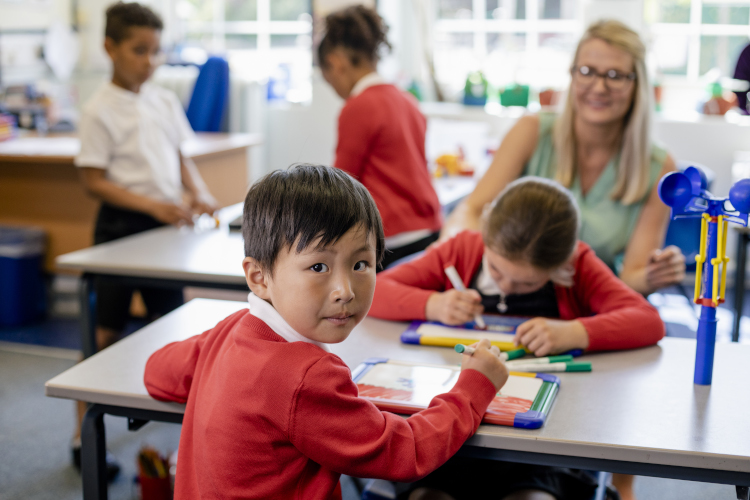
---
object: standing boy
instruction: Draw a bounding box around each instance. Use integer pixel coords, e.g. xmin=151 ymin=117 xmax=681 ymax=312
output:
xmin=144 ymin=165 xmax=508 ymax=499
xmin=72 ymin=1 xmax=218 ymax=475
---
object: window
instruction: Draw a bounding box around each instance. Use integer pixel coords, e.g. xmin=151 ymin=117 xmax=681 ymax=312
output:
xmin=171 ymin=0 xmax=313 ymax=102
xmin=646 ymin=0 xmax=750 ymax=81
xmin=433 ymin=0 xmax=580 ymax=100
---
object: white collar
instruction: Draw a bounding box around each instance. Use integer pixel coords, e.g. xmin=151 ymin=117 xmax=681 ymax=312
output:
xmin=247 ymin=293 xmax=330 ymax=352
xmin=350 ymin=72 xmax=386 ymax=98
xmin=106 ymin=81 xmax=141 ymax=101
xmin=476 ymin=254 xmax=502 ymax=295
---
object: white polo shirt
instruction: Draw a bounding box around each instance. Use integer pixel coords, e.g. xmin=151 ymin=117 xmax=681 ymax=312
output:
xmin=75 ymin=82 xmax=196 ymax=204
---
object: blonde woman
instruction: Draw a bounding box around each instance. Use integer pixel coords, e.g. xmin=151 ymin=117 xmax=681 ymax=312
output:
xmin=443 ymin=20 xmax=685 ymax=296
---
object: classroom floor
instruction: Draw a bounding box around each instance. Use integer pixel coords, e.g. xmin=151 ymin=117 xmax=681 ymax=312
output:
xmin=0 ymin=283 xmax=746 ymax=500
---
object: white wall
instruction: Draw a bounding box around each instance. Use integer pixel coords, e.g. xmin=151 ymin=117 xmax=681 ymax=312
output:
xmin=266 ymin=71 xmax=342 ymax=172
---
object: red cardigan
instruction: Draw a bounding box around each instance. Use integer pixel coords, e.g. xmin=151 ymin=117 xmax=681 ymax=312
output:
xmin=144 ymin=310 xmax=496 ymax=500
xmin=370 ymin=231 xmax=665 ymax=351
xmin=335 ymin=84 xmax=442 ymax=238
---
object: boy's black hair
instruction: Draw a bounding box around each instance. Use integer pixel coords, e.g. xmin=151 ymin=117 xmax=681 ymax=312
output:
xmin=105 ymin=2 xmax=163 ymax=43
xmin=243 ymin=164 xmax=385 ymax=273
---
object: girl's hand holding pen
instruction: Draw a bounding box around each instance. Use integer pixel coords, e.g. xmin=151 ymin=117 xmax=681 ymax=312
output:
xmin=425 ymin=289 xmax=484 ymax=326
xmin=514 ymin=318 xmax=589 ymax=357
xmin=460 ymin=339 xmax=509 ymax=391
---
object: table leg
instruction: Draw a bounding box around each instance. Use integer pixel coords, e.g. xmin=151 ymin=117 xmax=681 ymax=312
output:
xmin=733 ymin=234 xmax=748 ymax=343
xmin=81 ymin=405 xmax=108 ymax=500
xmin=737 ymin=485 xmax=749 ymax=500
xmin=80 ymin=274 xmax=96 ymax=359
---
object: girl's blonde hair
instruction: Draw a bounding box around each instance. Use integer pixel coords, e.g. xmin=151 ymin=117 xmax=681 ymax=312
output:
xmin=553 ymin=19 xmax=653 ymax=205
xmin=482 ymin=177 xmax=579 ymax=286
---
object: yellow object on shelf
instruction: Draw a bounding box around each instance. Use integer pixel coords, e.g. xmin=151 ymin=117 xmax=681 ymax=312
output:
xmin=434 ymin=152 xmax=474 ymax=178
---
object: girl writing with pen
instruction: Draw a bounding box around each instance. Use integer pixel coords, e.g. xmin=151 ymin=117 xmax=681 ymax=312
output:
xmin=370 ymin=177 xmax=664 ymax=499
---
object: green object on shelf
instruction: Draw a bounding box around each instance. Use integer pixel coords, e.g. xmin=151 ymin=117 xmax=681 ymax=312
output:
xmin=463 ymin=71 xmax=488 ymax=106
xmin=407 ymin=80 xmax=423 ymax=101
xmin=708 ymin=81 xmax=723 ymax=99
xmin=500 ymin=84 xmax=529 ymax=107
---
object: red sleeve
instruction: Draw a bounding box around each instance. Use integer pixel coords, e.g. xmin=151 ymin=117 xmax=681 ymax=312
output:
xmin=369 ymin=231 xmax=485 ymax=321
xmin=144 ymin=333 xmax=206 ymax=403
xmin=572 ymin=246 xmax=665 ymax=351
xmin=290 ymin=357 xmax=496 ymax=482
xmin=334 ymin=101 xmax=378 ymax=179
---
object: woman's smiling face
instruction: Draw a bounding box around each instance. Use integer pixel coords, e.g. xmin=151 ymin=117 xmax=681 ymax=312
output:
xmin=572 ymin=38 xmax=637 ymax=127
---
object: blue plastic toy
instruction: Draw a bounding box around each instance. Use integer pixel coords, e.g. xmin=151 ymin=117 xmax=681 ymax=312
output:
xmin=659 ymin=166 xmax=750 ymax=384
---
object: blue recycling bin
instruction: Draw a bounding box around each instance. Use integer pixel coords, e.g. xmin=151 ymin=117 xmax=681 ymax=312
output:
xmin=0 ymin=226 xmax=46 ymax=327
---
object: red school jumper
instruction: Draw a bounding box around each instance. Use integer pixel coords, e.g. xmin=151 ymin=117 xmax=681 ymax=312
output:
xmin=370 ymin=231 xmax=665 ymax=351
xmin=335 ymin=84 xmax=442 ymax=238
xmin=144 ymin=310 xmax=497 ymax=500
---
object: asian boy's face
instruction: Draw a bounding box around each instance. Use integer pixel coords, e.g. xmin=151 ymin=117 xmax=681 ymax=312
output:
xmin=243 ymin=225 xmax=377 ymax=344
xmin=483 ymin=245 xmax=551 ymax=297
xmin=104 ymin=27 xmax=163 ymax=93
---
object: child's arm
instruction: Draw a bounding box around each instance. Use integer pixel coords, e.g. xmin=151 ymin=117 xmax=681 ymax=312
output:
xmin=291 ymin=342 xmax=506 ymax=482
xmin=370 ymin=231 xmax=484 ymax=322
xmin=79 ymin=168 xmax=193 ymax=226
xmin=144 ymin=334 xmax=205 ymax=403
xmin=575 ymin=246 xmax=665 ymax=351
xmin=515 ymin=245 xmax=665 ymax=355
xmin=179 ymin=154 xmax=219 ymax=216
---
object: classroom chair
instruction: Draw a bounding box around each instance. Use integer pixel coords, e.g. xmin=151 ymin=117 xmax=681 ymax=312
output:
xmin=186 ymin=56 xmax=229 ymax=132
xmin=663 ymin=161 xmax=715 ymax=272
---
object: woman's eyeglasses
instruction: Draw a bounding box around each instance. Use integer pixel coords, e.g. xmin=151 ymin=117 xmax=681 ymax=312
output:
xmin=572 ymin=65 xmax=636 ymax=90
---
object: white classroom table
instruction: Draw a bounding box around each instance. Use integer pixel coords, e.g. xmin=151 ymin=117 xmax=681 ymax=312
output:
xmin=46 ymin=299 xmax=750 ymax=500
xmin=55 ymin=177 xmax=477 ymax=359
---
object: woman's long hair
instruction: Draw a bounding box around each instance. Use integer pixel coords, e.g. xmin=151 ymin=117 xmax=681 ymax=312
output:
xmin=553 ymin=20 xmax=653 ymax=205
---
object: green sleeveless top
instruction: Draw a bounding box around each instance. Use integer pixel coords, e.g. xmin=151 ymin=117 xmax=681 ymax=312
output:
xmin=524 ymin=113 xmax=667 ymax=271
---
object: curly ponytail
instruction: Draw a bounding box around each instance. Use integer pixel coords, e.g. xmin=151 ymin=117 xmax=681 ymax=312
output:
xmin=317 ymin=5 xmax=391 ymax=67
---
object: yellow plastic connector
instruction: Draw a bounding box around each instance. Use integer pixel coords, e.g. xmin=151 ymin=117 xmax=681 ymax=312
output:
xmin=711 ymin=215 xmax=724 ymax=306
xmin=694 ymin=214 xmax=709 ymax=303
xmin=720 ymin=218 xmax=730 ymax=303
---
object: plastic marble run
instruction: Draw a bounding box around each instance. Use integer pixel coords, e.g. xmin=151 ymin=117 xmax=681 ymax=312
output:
xmin=659 ymin=166 xmax=750 ymax=385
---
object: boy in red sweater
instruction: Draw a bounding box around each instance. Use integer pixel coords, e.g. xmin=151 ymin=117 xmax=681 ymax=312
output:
xmin=370 ymin=177 xmax=665 ymax=500
xmin=143 ymin=165 xmax=508 ymax=500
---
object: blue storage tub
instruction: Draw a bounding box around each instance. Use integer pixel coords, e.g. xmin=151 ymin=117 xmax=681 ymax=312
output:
xmin=0 ymin=226 xmax=46 ymax=327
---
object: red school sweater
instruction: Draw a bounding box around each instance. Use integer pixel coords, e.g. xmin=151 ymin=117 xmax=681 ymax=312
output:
xmin=144 ymin=310 xmax=497 ymax=500
xmin=335 ymin=84 xmax=442 ymax=238
xmin=369 ymin=231 xmax=665 ymax=351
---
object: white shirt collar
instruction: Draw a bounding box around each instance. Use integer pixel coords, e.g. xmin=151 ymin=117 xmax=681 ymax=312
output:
xmin=350 ymin=72 xmax=386 ymax=98
xmin=247 ymin=293 xmax=330 ymax=352
xmin=476 ymin=254 xmax=502 ymax=296
xmin=105 ymin=81 xmax=140 ymax=101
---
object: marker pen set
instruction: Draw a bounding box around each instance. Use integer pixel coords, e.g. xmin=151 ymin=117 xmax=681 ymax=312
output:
xmin=454 ymin=344 xmax=592 ymax=372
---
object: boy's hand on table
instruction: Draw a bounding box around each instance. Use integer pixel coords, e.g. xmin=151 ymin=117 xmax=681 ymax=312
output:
xmin=514 ymin=318 xmax=589 ymax=357
xmin=150 ymin=201 xmax=194 ymax=226
xmin=461 ymin=339 xmax=509 ymax=391
xmin=646 ymin=245 xmax=686 ymax=290
xmin=425 ymin=289 xmax=484 ymax=326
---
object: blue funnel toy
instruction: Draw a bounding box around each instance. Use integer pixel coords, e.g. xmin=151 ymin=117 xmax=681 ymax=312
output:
xmin=658 ymin=166 xmax=750 ymax=385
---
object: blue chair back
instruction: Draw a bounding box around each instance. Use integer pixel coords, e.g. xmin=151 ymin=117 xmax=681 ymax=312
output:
xmin=663 ymin=161 xmax=715 ymax=271
xmin=186 ymin=56 xmax=229 ymax=132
